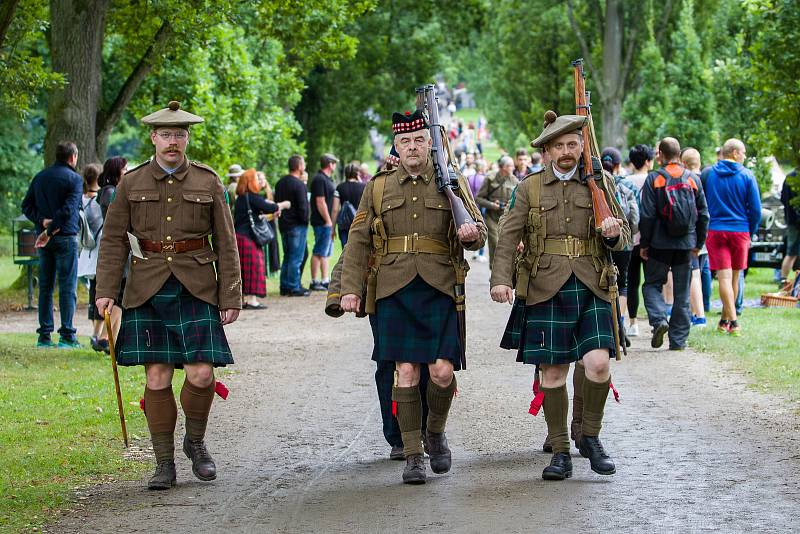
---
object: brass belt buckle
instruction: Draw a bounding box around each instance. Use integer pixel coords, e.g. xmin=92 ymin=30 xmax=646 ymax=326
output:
xmin=161 ymin=241 xmax=175 ymax=252
xmin=564 ymin=236 xmax=578 ymax=259
xmin=410 ymin=233 xmax=419 ymax=254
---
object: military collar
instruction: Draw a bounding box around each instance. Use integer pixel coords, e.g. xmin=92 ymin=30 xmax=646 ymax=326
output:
xmin=149 ymin=157 xmax=190 ymax=181
xmin=543 ymin=162 xmax=580 ymax=185
xmin=397 ymin=158 xmax=434 ymax=184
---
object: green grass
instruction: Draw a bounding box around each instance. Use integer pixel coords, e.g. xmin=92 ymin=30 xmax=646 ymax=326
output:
xmin=264 ymin=226 xmax=344 ymax=295
xmin=687 ymin=267 xmax=800 ymax=405
xmin=0 ymin=334 xmax=150 ymax=531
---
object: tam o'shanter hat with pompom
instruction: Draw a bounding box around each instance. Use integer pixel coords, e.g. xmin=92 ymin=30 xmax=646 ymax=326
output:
xmin=392 ymin=109 xmax=428 ymax=135
xmin=530 ymin=110 xmax=586 ymax=148
xmin=141 ymin=101 xmax=204 ymax=128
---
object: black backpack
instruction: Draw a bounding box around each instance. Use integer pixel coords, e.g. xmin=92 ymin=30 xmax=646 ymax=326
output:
xmin=336 ymin=200 xmax=357 ymax=230
xmin=653 ymin=167 xmax=698 ymax=237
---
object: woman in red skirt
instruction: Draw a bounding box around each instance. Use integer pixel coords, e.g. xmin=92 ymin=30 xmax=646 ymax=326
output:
xmin=233 ymin=169 xmax=290 ymax=309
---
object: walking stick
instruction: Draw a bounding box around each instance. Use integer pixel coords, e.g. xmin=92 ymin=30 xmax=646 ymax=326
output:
xmin=104 ymin=310 xmax=129 ymax=448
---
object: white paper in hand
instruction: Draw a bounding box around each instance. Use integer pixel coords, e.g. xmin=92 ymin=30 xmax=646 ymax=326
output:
xmin=127 ymin=232 xmax=146 ymax=259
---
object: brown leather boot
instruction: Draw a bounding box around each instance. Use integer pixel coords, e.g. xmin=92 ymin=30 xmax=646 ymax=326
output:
xmin=147 ymin=460 xmax=176 ymax=490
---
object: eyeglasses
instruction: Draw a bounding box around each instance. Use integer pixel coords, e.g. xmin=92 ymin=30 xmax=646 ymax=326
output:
xmin=156 ymin=131 xmax=188 ymax=140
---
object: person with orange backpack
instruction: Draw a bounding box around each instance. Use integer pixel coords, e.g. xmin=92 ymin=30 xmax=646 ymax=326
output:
xmin=639 ymin=137 xmax=709 ymax=351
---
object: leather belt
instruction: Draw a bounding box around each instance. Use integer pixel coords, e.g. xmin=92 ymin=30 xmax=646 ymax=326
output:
xmin=140 ymin=237 xmax=208 ymax=254
xmin=383 ymin=234 xmax=450 ymax=255
xmin=543 ymin=236 xmax=592 ymax=258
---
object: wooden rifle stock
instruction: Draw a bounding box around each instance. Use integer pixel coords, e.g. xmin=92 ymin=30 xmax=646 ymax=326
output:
xmin=572 ymin=60 xmax=614 ymax=233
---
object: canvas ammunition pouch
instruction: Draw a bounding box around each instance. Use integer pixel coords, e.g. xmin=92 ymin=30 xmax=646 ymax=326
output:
xmin=514 ymin=174 xmax=612 ymax=299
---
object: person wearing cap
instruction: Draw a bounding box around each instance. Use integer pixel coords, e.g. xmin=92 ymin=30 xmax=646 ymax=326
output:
xmin=338 ymin=109 xmax=486 ymax=485
xmin=226 ymin=164 xmax=244 ymax=208
xmin=95 ymin=101 xmax=242 ymax=490
xmin=475 ymin=155 xmax=518 ymax=267
xmin=491 ymin=110 xmax=629 ymax=481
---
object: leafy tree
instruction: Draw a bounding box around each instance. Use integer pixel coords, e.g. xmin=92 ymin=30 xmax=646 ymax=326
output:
xmin=661 ymin=0 xmax=718 ymax=157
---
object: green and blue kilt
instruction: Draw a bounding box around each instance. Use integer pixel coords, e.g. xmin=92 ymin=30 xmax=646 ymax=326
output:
xmin=500 ymin=274 xmax=615 ymax=365
xmin=116 ymin=276 xmax=234 ymax=368
xmin=372 ymin=276 xmax=462 ymax=371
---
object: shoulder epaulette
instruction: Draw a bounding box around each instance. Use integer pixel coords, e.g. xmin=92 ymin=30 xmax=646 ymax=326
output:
xmin=190 ymin=160 xmax=220 ymax=177
xmin=125 ymin=159 xmax=150 ymax=175
xmin=370 ymin=168 xmax=393 ymax=181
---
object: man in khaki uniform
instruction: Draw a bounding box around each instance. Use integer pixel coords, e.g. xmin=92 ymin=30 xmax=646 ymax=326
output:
xmin=339 ymin=110 xmax=486 ymax=485
xmin=475 ymin=155 xmax=518 ymax=266
xmin=491 ymin=110 xmax=629 ymax=481
xmin=96 ymin=101 xmax=242 ymax=490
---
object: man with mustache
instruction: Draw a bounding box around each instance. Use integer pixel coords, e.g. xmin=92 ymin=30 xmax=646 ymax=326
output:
xmin=96 ymin=101 xmax=242 ymax=490
xmin=338 ymin=110 xmax=486 ymax=484
xmin=491 ymin=111 xmax=630 ymax=481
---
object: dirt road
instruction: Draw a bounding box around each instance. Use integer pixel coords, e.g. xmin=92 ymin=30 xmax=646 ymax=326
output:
xmin=26 ymin=261 xmax=799 ymax=533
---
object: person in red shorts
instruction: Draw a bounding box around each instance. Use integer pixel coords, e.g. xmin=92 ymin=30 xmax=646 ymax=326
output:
xmin=703 ymin=139 xmax=762 ymax=335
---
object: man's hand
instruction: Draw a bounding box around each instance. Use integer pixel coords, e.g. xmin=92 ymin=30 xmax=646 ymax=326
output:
xmin=42 ymin=218 xmax=52 ymax=228
xmin=490 ymin=285 xmax=514 ymax=304
xmin=600 ymin=216 xmax=624 ymax=238
xmin=691 ymin=248 xmax=700 ymax=257
xmin=341 ymin=294 xmax=361 ymax=313
xmin=639 ymin=246 xmax=649 ymax=260
xmin=457 ymin=223 xmax=479 ymax=243
xmin=96 ymin=298 xmax=115 ymax=317
xmin=516 ymin=241 xmax=525 ymax=253
xmin=220 ymin=309 xmax=240 ymax=325
xmin=34 ymin=230 xmax=50 ymax=249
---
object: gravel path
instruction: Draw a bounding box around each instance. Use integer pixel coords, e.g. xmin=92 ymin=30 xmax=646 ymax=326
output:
xmin=11 ymin=260 xmax=797 ymax=533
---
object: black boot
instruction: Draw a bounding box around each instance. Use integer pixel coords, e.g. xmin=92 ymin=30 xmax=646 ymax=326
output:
xmin=425 ymin=430 xmax=452 ymax=474
xmin=402 ymin=454 xmax=426 ymax=484
xmin=578 ymin=436 xmax=616 ymax=475
xmin=389 ymin=445 xmax=405 ymax=461
xmin=542 ymin=434 xmax=553 ymax=453
xmin=183 ymin=435 xmax=217 ymax=481
xmin=147 ymin=460 xmax=177 ymax=490
xmin=542 ymin=452 xmax=572 ymax=481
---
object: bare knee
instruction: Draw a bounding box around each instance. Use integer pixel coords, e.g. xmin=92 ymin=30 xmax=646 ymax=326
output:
xmin=184 ymin=363 xmax=214 ymax=387
xmin=582 ymin=349 xmax=610 ymax=381
xmin=540 ymin=364 xmax=568 ymax=388
xmin=428 ymin=359 xmax=454 ymax=387
xmin=145 ymin=364 xmax=174 ymax=389
xmin=396 ymin=362 xmax=420 ymax=386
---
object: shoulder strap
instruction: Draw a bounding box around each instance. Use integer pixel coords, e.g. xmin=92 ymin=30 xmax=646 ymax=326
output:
xmin=528 ymin=173 xmax=542 ymax=209
xmin=372 ymin=172 xmax=387 ymax=215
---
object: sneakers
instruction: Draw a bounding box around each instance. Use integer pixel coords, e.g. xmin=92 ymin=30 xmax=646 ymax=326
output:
xmin=717 ymin=319 xmax=730 ymax=333
xmin=691 ymin=316 xmax=707 ymax=328
xmin=728 ymin=320 xmax=742 ymax=336
xmin=651 ymin=321 xmax=669 ymax=348
xmin=147 ymin=460 xmax=177 ymax=490
xmin=57 ymin=338 xmax=82 ymax=349
xmin=627 ymin=323 xmax=639 ymax=337
xmin=309 ymin=281 xmax=327 ymax=291
xmin=402 ymin=454 xmax=426 ymax=484
xmin=36 ymin=336 xmax=54 ymax=348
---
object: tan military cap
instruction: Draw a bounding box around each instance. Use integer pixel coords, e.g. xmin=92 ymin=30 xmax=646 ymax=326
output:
xmin=141 ymin=101 xmax=204 ymax=128
xmin=530 ymin=110 xmax=586 ymax=148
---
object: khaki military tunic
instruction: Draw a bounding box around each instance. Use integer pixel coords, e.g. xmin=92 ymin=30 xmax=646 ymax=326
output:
xmin=96 ymin=158 xmax=242 ymax=310
xmin=490 ymin=164 xmax=630 ymax=305
xmin=340 ymin=158 xmax=487 ymax=301
xmin=476 ymin=171 xmax=519 ymax=263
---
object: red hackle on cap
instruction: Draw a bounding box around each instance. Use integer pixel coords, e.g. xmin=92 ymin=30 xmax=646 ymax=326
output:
xmin=610 ymin=381 xmax=620 ymax=403
xmin=214 ymin=381 xmax=229 ymax=400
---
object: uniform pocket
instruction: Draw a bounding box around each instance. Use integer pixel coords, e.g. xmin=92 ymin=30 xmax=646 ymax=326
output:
xmin=424 ymin=196 xmax=452 ymax=233
xmin=380 ymin=196 xmax=405 ymax=234
xmin=191 ymin=249 xmax=218 ymax=265
xmin=182 ymin=191 xmax=213 ymax=233
xmin=127 ymin=191 xmax=160 ymax=233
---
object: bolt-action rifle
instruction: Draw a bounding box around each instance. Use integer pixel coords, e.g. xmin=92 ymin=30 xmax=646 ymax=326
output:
xmin=572 ymin=58 xmax=627 ymax=359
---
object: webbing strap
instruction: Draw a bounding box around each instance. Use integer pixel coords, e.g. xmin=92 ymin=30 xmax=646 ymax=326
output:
xmin=383 ymin=234 xmax=450 ymax=255
xmin=542 ymin=236 xmax=592 ymax=258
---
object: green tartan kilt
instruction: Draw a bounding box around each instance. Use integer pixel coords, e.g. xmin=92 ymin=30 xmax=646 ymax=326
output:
xmin=116 ymin=276 xmax=234 ymax=368
xmin=372 ymin=276 xmax=462 ymax=371
xmin=500 ymin=274 xmax=615 ymax=365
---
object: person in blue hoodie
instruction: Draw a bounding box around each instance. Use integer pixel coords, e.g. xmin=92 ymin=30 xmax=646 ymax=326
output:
xmin=703 ymin=138 xmax=761 ymax=336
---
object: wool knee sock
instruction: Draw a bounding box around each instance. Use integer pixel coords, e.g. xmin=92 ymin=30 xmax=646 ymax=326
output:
xmin=392 ymin=385 xmax=423 ymax=457
xmin=180 ymin=379 xmax=215 ymax=442
xmin=144 ymin=386 xmax=177 ymax=462
xmin=425 ymin=375 xmax=457 ymax=433
xmin=542 ymin=384 xmax=569 ymax=454
xmin=571 ymin=362 xmax=585 ymax=441
xmin=582 ymin=376 xmax=611 ymax=437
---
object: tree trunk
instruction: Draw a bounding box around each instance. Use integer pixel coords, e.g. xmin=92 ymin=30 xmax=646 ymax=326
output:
xmin=0 ymin=0 xmax=20 ymax=48
xmin=600 ymin=0 xmax=625 ymax=149
xmin=44 ymin=0 xmax=110 ymax=167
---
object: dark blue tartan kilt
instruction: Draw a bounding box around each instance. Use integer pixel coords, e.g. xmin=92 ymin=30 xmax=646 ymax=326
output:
xmin=371 ymin=276 xmax=462 ymax=371
xmin=500 ymin=274 xmax=615 ymax=365
xmin=116 ymin=276 xmax=234 ymax=368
